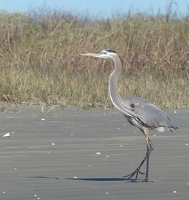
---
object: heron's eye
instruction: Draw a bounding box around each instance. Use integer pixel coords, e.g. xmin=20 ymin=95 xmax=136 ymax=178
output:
xmin=100 ymin=50 xmax=107 ymax=54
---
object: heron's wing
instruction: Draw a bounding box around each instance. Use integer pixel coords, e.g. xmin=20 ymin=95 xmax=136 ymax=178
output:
xmin=123 ymin=96 xmax=178 ymax=131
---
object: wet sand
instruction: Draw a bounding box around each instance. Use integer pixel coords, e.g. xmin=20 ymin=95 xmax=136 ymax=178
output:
xmin=0 ymin=106 xmax=188 ymax=200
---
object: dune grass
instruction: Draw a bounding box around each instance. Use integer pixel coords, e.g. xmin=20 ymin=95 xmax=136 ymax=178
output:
xmin=0 ymin=9 xmax=189 ymax=109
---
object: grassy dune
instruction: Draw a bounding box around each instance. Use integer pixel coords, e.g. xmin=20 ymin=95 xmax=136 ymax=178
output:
xmin=0 ymin=10 xmax=189 ymax=109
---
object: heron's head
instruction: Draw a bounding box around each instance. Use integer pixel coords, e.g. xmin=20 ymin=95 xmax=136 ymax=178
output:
xmin=80 ymin=49 xmax=117 ymax=59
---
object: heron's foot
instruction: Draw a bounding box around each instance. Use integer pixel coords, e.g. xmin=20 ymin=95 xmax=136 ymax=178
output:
xmin=123 ymin=168 xmax=145 ymax=181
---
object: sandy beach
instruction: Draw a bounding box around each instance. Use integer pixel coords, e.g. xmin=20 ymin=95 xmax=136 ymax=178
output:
xmin=0 ymin=105 xmax=188 ymax=200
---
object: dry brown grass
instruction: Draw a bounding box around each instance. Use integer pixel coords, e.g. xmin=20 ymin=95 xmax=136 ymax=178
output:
xmin=0 ymin=10 xmax=189 ymax=109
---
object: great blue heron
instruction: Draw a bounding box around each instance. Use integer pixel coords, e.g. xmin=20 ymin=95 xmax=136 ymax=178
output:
xmin=80 ymin=49 xmax=178 ymax=182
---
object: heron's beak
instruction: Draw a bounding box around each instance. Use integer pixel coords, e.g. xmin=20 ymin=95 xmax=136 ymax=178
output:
xmin=80 ymin=52 xmax=101 ymax=57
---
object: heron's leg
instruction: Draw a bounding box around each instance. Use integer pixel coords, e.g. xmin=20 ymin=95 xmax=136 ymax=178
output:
xmin=139 ymin=131 xmax=154 ymax=181
xmin=144 ymin=135 xmax=154 ymax=181
xmin=123 ymin=128 xmax=154 ymax=182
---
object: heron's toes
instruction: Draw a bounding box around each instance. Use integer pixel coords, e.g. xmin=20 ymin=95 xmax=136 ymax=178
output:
xmin=123 ymin=168 xmax=145 ymax=180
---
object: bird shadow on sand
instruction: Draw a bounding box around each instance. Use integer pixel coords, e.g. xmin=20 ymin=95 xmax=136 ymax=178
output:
xmin=27 ymin=176 xmax=151 ymax=183
xmin=27 ymin=176 xmax=60 ymax=179
xmin=66 ymin=177 xmax=149 ymax=183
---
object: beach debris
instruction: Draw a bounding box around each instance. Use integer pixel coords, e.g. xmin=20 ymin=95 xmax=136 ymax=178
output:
xmin=96 ymin=152 xmax=101 ymax=155
xmin=74 ymin=176 xmax=77 ymax=179
xmin=34 ymin=194 xmax=40 ymax=199
xmin=52 ymin=143 xmax=55 ymax=146
xmin=41 ymin=118 xmax=45 ymax=121
xmin=105 ymin=192 xmax=109 ymax=195
xmin=173 ymin=191 xmax=177 ymax=194
xmin=3 ymin=133 xmax=10 ymax=138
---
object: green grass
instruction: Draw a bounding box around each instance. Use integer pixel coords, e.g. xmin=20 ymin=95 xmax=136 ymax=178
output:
xmin=0 ymin=9 xmax=189 ymax=109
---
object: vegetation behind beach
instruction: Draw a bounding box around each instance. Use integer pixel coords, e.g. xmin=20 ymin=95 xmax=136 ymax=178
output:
xmin=0 ymin=7 xmax=189 ymax=109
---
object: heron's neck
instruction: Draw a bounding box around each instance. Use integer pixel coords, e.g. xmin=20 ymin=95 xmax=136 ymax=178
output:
xmin=109 ymin=59 xmax=124 ymax=110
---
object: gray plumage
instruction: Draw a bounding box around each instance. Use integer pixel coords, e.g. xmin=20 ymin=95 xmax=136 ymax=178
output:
xmin=124 ymin=95 xmax=178 ymax=132
xmin=81 ymin=49 xmax=178 ymax=182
